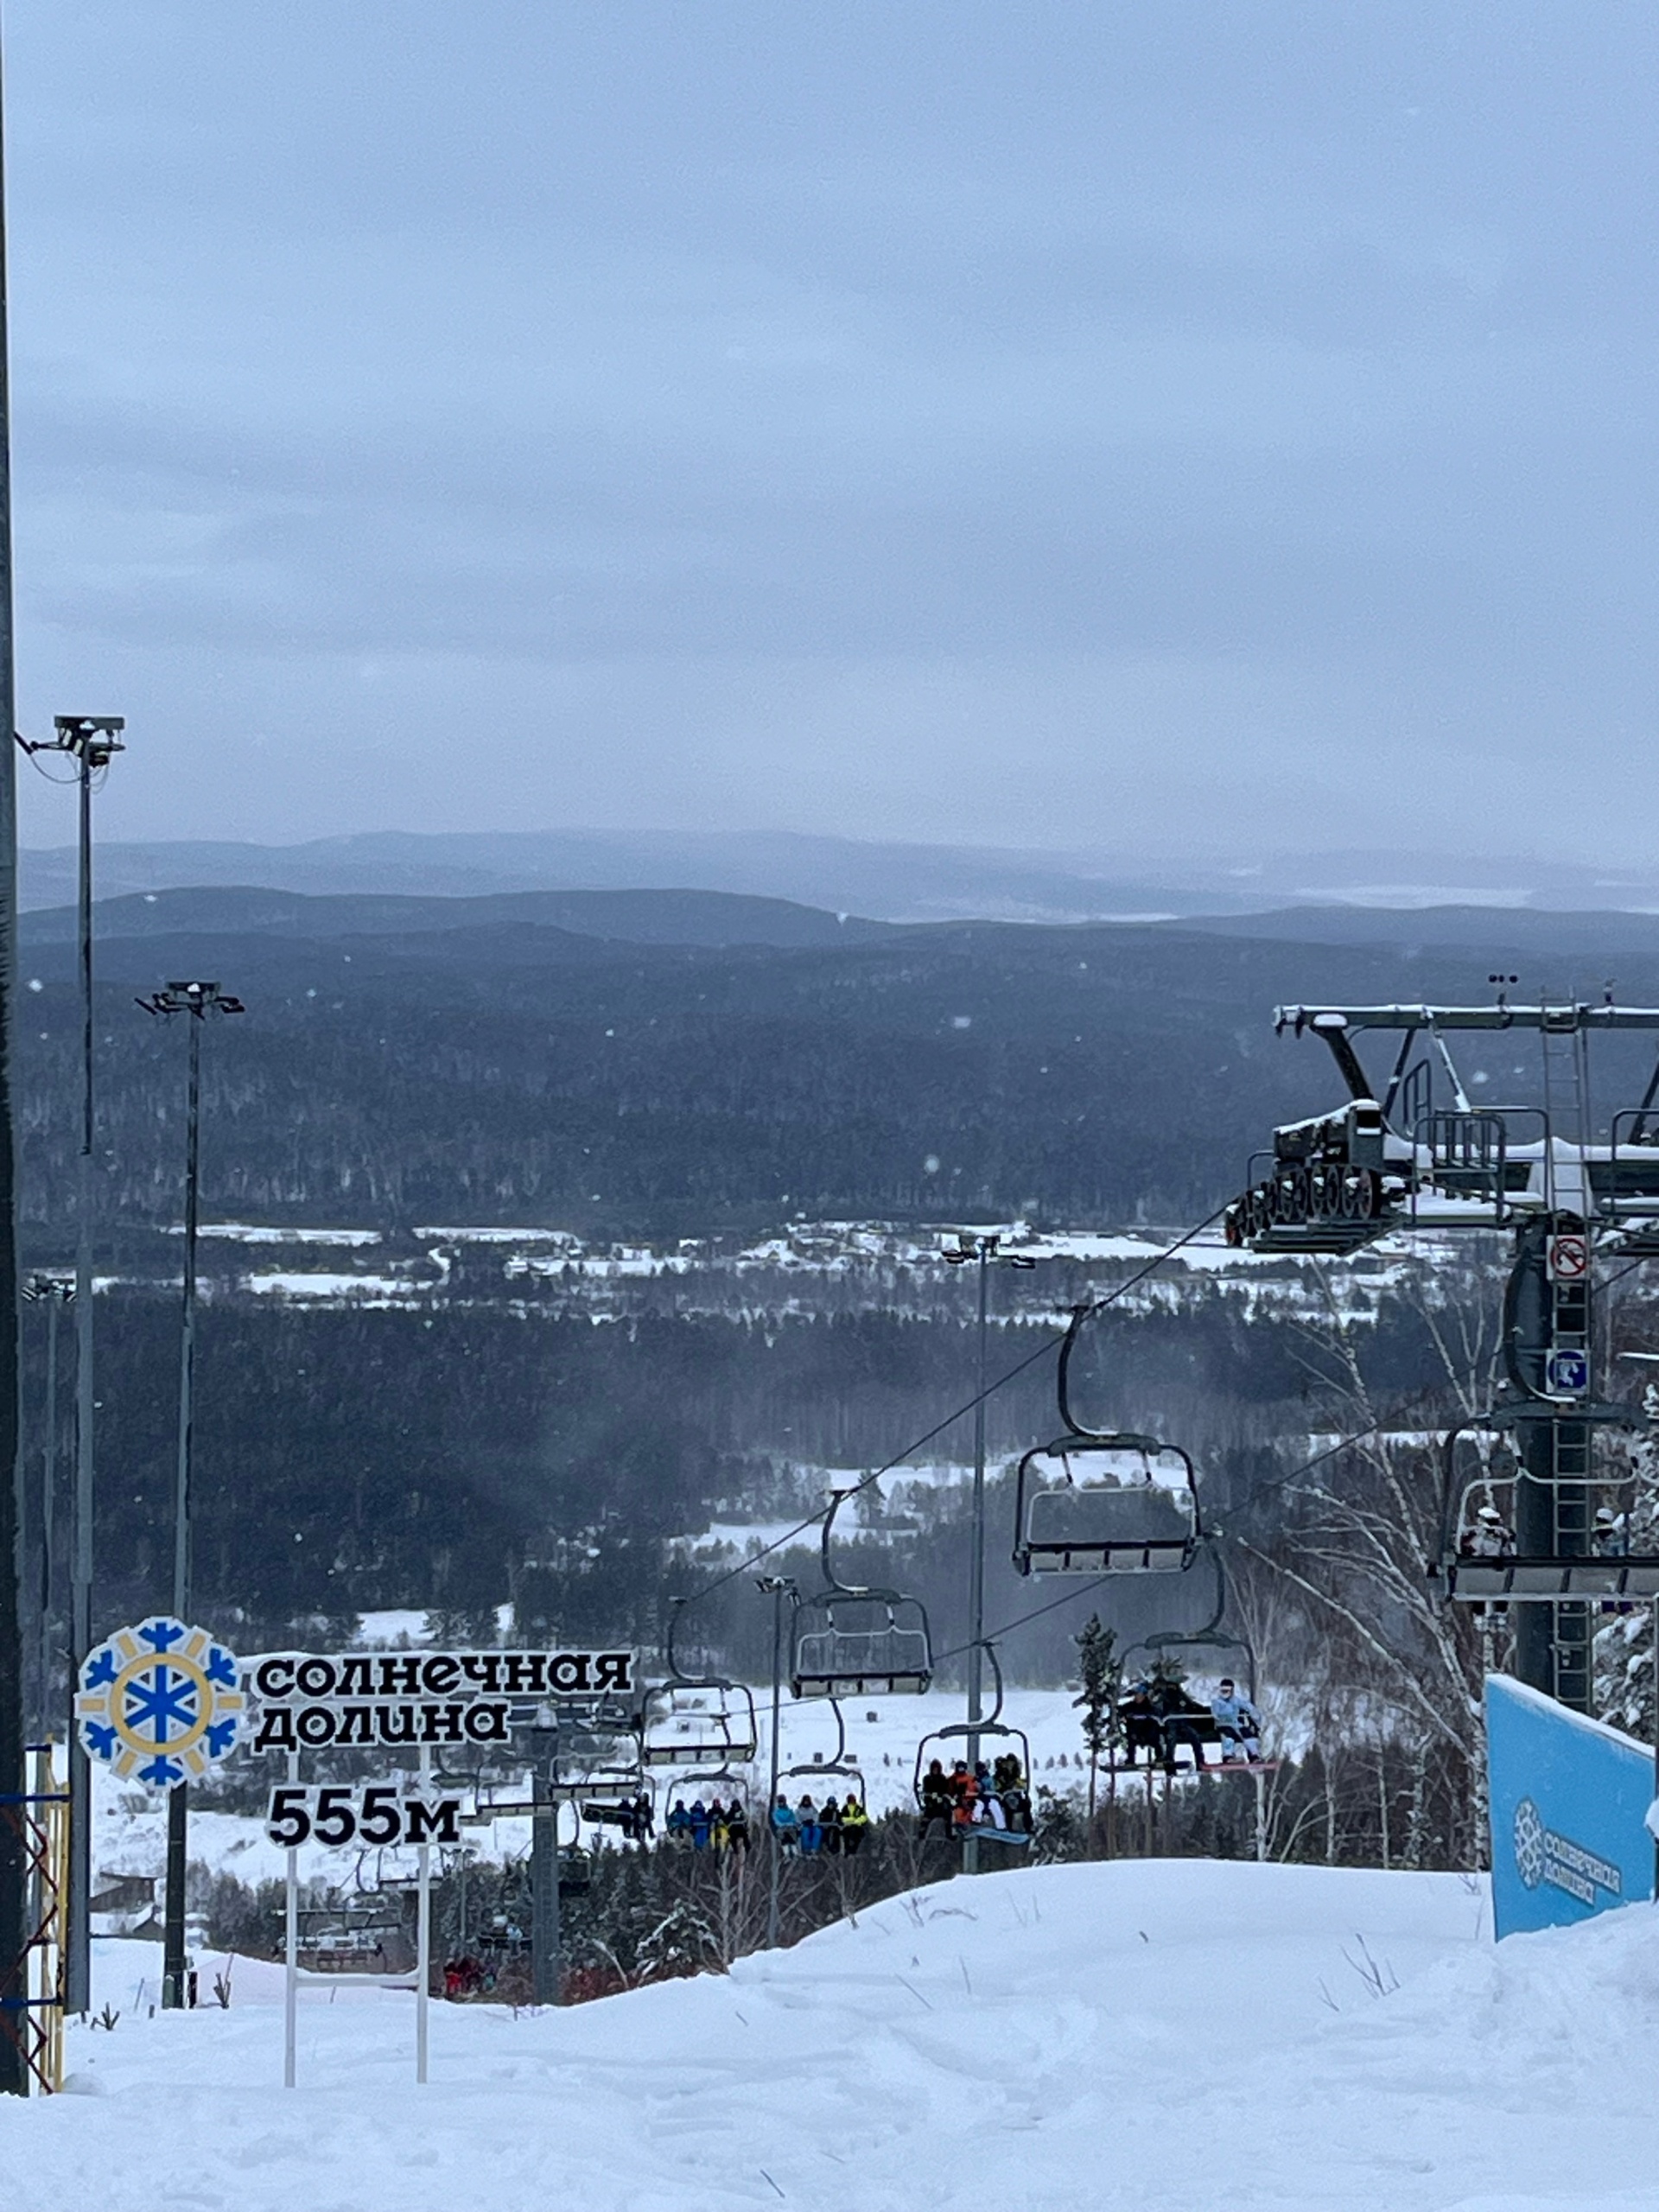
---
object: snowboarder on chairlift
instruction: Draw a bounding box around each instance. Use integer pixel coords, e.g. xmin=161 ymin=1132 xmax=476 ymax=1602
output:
xmin=771 ymin=1794 xmax=799 ymax=1853
xmin=1210 ymin=1679 xmax=1263 ymax=1764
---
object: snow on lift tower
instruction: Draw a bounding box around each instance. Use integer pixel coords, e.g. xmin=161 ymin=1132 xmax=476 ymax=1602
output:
xmin=1218 ymin=989 xmax=1659 ymax=1712
xmin=641 ymin=1599 xmax=761 ymax=1767
xmin=790 ymin=1486 xmax=934 ymax=1698
xmin=1012 ymin=1305 xmax=1201 ymax=1577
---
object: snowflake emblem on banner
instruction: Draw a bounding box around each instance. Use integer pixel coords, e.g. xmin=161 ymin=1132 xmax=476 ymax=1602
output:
xmin=1513 ymin=1796 xmax=1547 ymax=1891
xmin=75 ymin=1617 xmax=246 ymax=1789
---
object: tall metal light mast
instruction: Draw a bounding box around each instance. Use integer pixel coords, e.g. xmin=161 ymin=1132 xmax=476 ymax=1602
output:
xmin=138 ymin=980 xmax=244 ymax=2008
xmin=19 ymin=715 xmax=124 ymax=2018
xmin=0 ymin=16 xmax=24 ymax=2092
xmin=943 ymin=1231 xmax=1035 ymax=1867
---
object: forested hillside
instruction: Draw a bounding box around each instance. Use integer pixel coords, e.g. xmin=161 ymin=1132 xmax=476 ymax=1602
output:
xmin=22 ymin=894 xmax=1659 ymax=1244
xmin=24 ymin=890 xmax=1659 ymax=1692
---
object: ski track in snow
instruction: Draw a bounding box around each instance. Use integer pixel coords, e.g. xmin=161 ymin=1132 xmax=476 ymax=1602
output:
xmin=7 ymin=1858 xmax=1656 ymax=2212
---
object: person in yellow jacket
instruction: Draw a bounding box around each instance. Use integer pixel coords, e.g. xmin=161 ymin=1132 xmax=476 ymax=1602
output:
xmin=839 ymin=1795 xmax=870 ymax=1855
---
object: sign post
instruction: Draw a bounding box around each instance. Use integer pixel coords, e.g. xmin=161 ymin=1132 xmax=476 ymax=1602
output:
xmin=283 ymin=1746 xmax=298 ymax=2090
xmin=416 ymin=1745 xmax=430 ymax=2086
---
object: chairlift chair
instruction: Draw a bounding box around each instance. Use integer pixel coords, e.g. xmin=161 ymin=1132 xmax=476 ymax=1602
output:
xmin=790 ymin=1487 xmax=934 ymax=1697
xmin=1433 ymin=1412 xmax=1659 ymax=1601
xmin=640 ymin=1598 xmax=760 ymax=1766
xmin=912 ymin=1643 xmax=1034 ymax=1848
xmin=1013 ymin=1308 xmax=1201 ymax=1576
xmin=1119 ymin=1567 xmax=1273 ymax=1774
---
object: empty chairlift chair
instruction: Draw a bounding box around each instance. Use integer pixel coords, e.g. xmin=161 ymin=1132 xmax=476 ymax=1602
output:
xmin=1013 ymin=1307 xmax=1202 ymax=1577
xmin=791 ymin=1487 xmax=933 ymax=1699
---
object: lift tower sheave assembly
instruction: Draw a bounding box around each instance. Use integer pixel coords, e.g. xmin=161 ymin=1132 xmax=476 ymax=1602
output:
xmin=1224 ymin=999 xmax=1659 ymax=1713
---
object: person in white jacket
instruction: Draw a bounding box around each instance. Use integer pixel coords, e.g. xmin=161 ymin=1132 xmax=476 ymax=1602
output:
xmin=1210 ymin=1680 xmax=1263 ymax=1764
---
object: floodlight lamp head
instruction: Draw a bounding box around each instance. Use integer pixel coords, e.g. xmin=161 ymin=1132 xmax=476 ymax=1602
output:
xmin=141 ymin=979 xmax=245 ymax=1018
xmin=53 ymin=713 xmax=125 ymax=767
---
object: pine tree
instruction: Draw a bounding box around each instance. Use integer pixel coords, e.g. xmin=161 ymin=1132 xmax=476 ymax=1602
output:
xmin=1073 ymin=1614 xmax=1121 ymax=1829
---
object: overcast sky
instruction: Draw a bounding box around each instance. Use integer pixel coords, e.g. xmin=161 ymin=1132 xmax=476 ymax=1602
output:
xmin=9 ymin=4 xmax=1658 ymax=859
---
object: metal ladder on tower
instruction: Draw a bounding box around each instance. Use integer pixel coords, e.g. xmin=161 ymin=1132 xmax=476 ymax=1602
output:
xmin=1537 ymin=998 xmax=1593 ymax=1709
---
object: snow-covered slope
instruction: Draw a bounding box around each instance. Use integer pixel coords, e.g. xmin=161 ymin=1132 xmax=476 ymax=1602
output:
xmin=9 ymin=1858 xmax=1657 ymax=2210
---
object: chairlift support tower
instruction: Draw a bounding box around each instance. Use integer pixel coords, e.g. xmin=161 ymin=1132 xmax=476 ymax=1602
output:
xmin=1224 ymin=995 xmax=1659 ymax=1713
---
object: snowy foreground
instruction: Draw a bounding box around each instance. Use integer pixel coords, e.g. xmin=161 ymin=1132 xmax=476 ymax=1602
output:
xmin=8 ymin=1857 xmax=1659 ymax=2212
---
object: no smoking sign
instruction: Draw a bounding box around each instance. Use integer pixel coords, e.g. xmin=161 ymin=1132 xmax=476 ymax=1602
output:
xmin=1548 ymin=1234 xmax=1589 ymax=1282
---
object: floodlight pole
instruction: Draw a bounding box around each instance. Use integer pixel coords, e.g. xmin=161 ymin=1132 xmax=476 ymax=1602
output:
xmin=944 ymin=1235 xmax=998 ymax=1876
xmin=139 ymin=981 xmax=244 ymax=2010
xmin=941 ymin=1234 xmax=1039 ymax=1876
xmin=0 ymin=22 xmax=17 ymax=2082
xmin=26 ymin=716 xmax=124 ymax=2021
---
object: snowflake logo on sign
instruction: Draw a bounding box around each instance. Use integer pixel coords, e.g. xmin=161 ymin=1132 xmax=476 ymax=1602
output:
xmin=1513 ymin=1796 xmax=1547 ymax=1891
xmin=75 ymin=1617 xmax=246 ymax=1789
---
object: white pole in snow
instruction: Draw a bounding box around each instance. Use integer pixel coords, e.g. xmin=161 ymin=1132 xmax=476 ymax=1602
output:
xmin=283 ymin=1747 xmax=299 ymax=2088
xmin=416 ymin=1744 xmax=430 ymax=2083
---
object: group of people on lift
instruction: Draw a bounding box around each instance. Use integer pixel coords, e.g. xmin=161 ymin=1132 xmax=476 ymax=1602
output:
xmin=918 ymin=1751 xmax=1034 ymax=1838
xmin=1117 ymin=1674 xmax=1265 ymax=1773
xmin=1460 ymin=1500 xmax=1630 ymax=1560
xmin=771 ymin=1790 xmax=870 ymax=1854
xmin=664 ymin=1796 xmax=751 ymax=1850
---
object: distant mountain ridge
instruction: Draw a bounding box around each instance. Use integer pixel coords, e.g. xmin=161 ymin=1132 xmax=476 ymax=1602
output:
xmin=20 ymin=884 xmax=896 ymax=951
xmin=29 ymin=880 xmax=1659 ymax=970
xmin=22 ymin=827 xmax=1659 ymax=924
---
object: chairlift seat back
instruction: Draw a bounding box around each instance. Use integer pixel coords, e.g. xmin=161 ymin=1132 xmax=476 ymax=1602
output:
xmin=791 ymin=1590 xmax=932 ymax=1698
xmin=1015 ymin=1437 xmax=1199 ymax=1576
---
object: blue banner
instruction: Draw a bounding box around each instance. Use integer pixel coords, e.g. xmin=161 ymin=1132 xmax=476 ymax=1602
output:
xmin=1486 ymin=1673 xmax=1656 ymax=1939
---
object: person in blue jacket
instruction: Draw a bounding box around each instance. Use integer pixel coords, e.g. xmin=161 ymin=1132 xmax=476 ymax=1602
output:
xmin=771 ymin=1794 xmax=799 ymax=1854
xmin=1210 ymin=1679 xmax=1264 ymax=1764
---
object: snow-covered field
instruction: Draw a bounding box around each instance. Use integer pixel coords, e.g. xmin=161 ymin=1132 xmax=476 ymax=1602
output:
xmin=10 ymin=1857 xmax=1659 ymax=2211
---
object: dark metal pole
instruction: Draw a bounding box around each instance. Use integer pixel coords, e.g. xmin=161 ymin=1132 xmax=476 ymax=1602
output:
xmin=0 ymin=8 xmax=24 ymax=2088
xmin=766 ymin=1578 xmax=785 ymax=1948
xmin=963 ymin=1241 xmax=989 ymax=1877
xmin=531 ymin=1758 xmax=559 ymax=2005
xmin=65 ymin=756 xmax=93 ymax=2017
xmin=161 ymin=1007 xmax=202 ymax=2011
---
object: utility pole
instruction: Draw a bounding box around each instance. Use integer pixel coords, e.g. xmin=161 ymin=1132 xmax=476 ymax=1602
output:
xmin=139 ymin=980 xmax=244 ymax=2009
xmin=0 ymin=15 xmax=22 ymax=2086
xmin=757 ymin=1573 xmax=795 ymax=1948
xmin=22 ymin=715 xmax=123 ymax=2020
